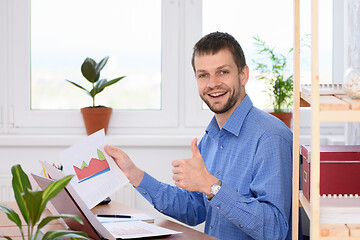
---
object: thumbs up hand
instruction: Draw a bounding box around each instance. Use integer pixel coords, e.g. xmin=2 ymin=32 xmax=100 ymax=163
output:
xmin=172 ymin=138 xmax=218 ymax=194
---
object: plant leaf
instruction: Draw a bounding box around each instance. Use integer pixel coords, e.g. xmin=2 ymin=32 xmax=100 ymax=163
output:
xmin=94 ymin=79 xmax=107 ymax=94
xmin=0 ymin=235 xmax=13 ymax=240
xmin=38 ymin=175 xmax=73 ymax=220
xmin=101 ymin=76 xmax=125 ymax=89
xmin=41 ymin=230 xmax=89 ymax=240
xmin=252 ymin=35 xmax=294 ymax=112
xmin=65 ymin=80 xmax=91 ymax=97
xmin=89 ymin=88 xmax=97 ymax=98
xmin=81 ymin=58 xmax=98 ymax=83
xmin=23 ymin=188 xmax=44 ymax=227
xmin=37 ymin=214 xmax=83 ymax=230
xmin=0 ymin=204 xmax=22 ymax=230
xmin=95 ymin=56 xmax=109 ymax=75
xmin=11 ymin=165 xmax=31 ymax=224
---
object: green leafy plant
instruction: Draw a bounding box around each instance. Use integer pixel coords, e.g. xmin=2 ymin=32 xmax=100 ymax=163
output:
xmin=0 ymin=165 xmax=89 ymax=240
xmin=252 ymin=35 xmax=294 ymax=113
xmin=66 ymin=56 xmax=126 ymax=107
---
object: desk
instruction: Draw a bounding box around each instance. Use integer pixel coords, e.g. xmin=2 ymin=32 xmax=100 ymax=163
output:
xmin=0 ymin=201 xmax=219 ymax=240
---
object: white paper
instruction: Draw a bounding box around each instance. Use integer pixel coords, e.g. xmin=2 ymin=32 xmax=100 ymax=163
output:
xmin=97 ymin=214 xmax=154 ymax=223
xmin=60 ymin=129 xmax=128 ymax=209
xmin=102 ymin=221 xmax=181 ymax=239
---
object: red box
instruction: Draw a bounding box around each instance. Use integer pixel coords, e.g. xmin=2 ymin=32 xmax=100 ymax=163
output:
xmin=301 ymin=145 xmax=360 ymax=201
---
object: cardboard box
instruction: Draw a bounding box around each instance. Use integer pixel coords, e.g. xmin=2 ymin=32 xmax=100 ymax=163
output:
xmin=301 ymin=145 xmax=360 ymax=201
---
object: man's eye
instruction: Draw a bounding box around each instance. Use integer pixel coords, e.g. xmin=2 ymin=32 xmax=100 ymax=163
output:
xmin=198 ymin=74 xmax=207 ymax=78
xmin=220 ymin=70 xmax=228 ymax=75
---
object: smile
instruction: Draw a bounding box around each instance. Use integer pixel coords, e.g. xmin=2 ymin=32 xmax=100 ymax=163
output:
xmin=209 ymin=92 xmax=226 ymax=97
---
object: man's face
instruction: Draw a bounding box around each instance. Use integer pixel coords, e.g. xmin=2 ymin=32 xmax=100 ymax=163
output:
xmin=194 ymin=48 xmax=247 ymax=115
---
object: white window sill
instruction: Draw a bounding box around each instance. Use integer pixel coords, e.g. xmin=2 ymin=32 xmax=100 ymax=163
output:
xmin=0 ymin=133 xmax=345 ymax=148
xmin=0 ymin=134 xmax=200 ymax=147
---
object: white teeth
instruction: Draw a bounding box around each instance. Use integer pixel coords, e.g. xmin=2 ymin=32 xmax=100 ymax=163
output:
xmin=210 ymin=92 xmax=225 ymax=97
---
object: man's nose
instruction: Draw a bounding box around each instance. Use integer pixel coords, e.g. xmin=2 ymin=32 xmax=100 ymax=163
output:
xmin=207 ymin=75 xmax=221 ymax=88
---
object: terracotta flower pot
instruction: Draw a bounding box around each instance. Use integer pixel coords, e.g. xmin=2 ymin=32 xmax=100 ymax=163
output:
xmin=80 ymin=107 xmax=113 ymax=135
xmin=270 ymin=112 xmax=293 ymax=129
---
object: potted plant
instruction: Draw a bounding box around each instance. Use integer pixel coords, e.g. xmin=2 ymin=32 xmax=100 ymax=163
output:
xmin=0 ymin=165 xmax=89 ymax=240
xmin=252 ymin=35 xmax=294 ymax=128
xmin=66 ymin=56 xmax=126 ymax=135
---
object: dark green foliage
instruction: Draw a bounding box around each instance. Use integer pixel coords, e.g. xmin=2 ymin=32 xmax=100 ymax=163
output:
xmin=66 ymin=56 xmax=126 ymax=107
xmin=252 ymin=36 xmax=293 ymax=113
xmin=0 ymin=165 xmax=89 ymax=240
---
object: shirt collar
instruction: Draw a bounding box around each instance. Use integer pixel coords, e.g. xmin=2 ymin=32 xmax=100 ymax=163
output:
xmin=205 ymin=95 xmax=253 ymax=138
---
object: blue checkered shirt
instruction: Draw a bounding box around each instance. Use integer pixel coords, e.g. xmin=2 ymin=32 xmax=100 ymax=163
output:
xmin=136 ymin=95 xmax=293 ymax=240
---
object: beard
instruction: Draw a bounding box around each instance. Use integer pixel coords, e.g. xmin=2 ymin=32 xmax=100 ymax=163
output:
xmin=200 ymin=86 xmax=241 ymax=114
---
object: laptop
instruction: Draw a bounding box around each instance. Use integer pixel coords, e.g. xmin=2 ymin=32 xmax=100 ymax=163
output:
xmin=31 ymin=173 xmax=181 ymax=239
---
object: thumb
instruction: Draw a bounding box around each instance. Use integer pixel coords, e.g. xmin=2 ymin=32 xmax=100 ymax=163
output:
xmin=104 ymin=145 xmax=120 ymax=158
xmin=191 ymin=138 xmax=201 ymax=158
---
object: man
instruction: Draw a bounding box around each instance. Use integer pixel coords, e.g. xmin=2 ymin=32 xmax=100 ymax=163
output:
xmin=105 ymin=32 xmax=293 ymax=240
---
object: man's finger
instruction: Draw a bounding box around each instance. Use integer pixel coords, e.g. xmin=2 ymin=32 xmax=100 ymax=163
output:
xmin=172 ymin=159 xmax=181 ymax=167
xmin=104 ymin=145 xmax=121 ymax=158
xmin=172 ymin=167 xmax=181 ymax=174
xmin=191 ymin=138 xmax=201 ymax=158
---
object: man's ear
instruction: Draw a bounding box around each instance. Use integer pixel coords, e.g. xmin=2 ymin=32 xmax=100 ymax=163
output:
xmin=239 ymin=65 xmax=249 ymax=86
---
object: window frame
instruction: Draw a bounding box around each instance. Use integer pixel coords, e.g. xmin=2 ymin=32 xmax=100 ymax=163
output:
xmin=2 ymin=0 xmax=345 ymax=135
xmin=8 ymin=0 xmax=179 ymax=133
xmin=184 ymin=0 xmax=213 ymax=127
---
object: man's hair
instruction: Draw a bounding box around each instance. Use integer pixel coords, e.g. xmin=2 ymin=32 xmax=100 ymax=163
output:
xmin=191 ymin=32 xmax=247 ymax=73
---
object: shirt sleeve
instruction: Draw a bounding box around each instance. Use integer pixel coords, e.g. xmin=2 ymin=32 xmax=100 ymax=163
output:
xmin=135 ymin=172 xmax=207 ymax=226
xmin=208 ymin=134 xmax=292 ymax=240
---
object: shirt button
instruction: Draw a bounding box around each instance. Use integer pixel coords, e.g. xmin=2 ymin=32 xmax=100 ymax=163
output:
xmin=210 ymin=225 xmax=213 ymax=229
xmin=217 ymin=171 xmax=221 ymax=175
xmin=217 ymin=205 xmax=220 ymax=209
xmin=220 ymin=145 xmax=224 ymax=149
xmin=143 ymin=192 xmax=147 ymax=195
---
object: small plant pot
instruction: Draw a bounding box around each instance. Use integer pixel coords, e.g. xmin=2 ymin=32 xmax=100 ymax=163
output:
xmin=270 ymin=112 xmax=293 ymax=129
xmin=81 ymin=107 xmax=112 ymax=135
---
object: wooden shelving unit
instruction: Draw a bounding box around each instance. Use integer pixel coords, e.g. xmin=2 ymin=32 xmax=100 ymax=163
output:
xmin=292 ymin=0 xmax=360 ymax=239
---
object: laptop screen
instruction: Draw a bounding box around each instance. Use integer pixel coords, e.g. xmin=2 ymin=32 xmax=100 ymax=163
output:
xmin=31 ymin=173 xmax=102 ymax=240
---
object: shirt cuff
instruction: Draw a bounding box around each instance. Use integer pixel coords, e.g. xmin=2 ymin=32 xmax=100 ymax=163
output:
xmin=135 ymin=172 xmax=161 ymax=204
xmin=209 ymin=181 xmax=253 ymax=216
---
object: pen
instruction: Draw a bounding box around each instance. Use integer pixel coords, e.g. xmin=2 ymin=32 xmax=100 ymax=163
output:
xmin=96 ymin=214 xmax=132 ymax=218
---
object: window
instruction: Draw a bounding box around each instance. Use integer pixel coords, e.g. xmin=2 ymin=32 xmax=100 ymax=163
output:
xmin=31 ymin=0 xmax=162 ymax=110
xmin=9 ymin=0 xmax=179 ymax=133
xmin=299 ymin=0 xmax=334 ymax=84
xmin=2 ymin=0 xmax=343 ymax=134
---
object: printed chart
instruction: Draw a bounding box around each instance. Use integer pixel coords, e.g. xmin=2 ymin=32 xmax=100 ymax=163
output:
xmin=73 ymin=149 xmax=110 ymax=183
xmin=60 ymin=129 xmax=128 ymax=209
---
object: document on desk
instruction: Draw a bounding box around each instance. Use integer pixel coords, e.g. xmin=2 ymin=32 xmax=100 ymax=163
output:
xmin=97 ymin=214 xmax=154 ymax=223
xmin=60 ymin=129 xmax=129 ymax=209
xmin=102 ymin=221 xmax=181 ymax=239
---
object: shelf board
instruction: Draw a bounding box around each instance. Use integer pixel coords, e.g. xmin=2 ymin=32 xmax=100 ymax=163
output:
xmin=300 ymin=92 xmax=360 ymax=122
xmin=299 ymin=191 xmax=360 ymax=224
xmin=300 ymin=92 xmax=360 ymax=110
xmin=300 ymin=92 xmax=351 ymax=110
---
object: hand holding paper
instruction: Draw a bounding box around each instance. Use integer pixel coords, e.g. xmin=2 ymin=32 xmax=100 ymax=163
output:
xmin=105 ymin=145 xmax=144 ymax=188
